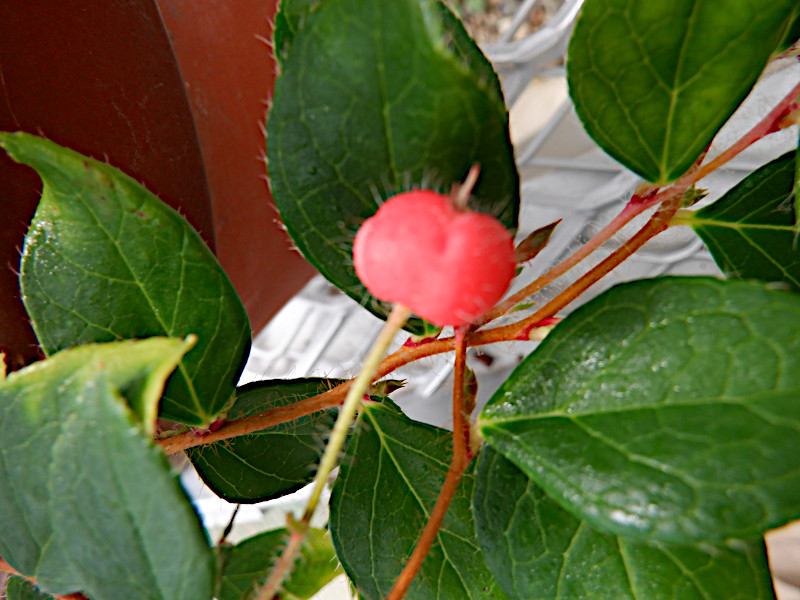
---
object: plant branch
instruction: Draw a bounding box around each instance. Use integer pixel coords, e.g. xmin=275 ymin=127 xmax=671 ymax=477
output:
xmin=158 ymin=383 xmax=350 ymax=454
xmin=479 ymin=194 xmax=656 ymax=326
xmin=485 ymin=195 xmax=683 ymax=342
xmin=159 ymin=81 xmax=798 ymax=457
xmin=384 ymin=326 xmax=473 ymax=600
xmin=160 ymin=195 xmax=683 ymax=457
xmin=255 ymin=529 xmax=305 ymax=600
xmin=255 ymin=304 xmax=411 ymax=600
xmin=478 ymin=78 xmax=800 ymax=327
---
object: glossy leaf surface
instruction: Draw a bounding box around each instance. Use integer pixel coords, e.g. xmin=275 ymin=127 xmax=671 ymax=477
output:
xmin=329 ymin=401 xmax=506 ymax=599
xmin=2 ymin=132 xmax=251 ymax=426
xmin=567 ymin=0 xmax=796 ymax=183
xmin=0 ymin=339 xmax=215 ymax=600
xmin=268 ymin=0 xmax=518 ymax=332
xmin=479 ymin=277 xmax=800 ymax=544
xmin=689 ymin=151 xmax=799 ymax=288
xmin=218 ymin=528 xmax=341 ymax=600
xmin=187 ymin=379 xmax=340 ymax=503
xmin=473 ymin=447 xmax=776 ymax=600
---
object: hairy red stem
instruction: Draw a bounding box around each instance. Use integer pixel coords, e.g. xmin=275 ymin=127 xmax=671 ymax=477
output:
xmin=254 ymin=529 xmax=305 ymax=600
xmin=479 ymin=197 xmax=652 ymax=326
xmin=156 ymin=80 xmax=800 ymax=457
xmin=158 ymin=384 xmax=350 ymax=453
xmin=384 ymin=327 xmax=472 ymax=600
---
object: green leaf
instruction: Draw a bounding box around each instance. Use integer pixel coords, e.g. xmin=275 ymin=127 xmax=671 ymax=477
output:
xmin=687 ymin=150 xmax=800 ymax=289
xmin=5 ymin=577 xmax=56 ymax=600
xmin=273 ymin=0 xmax=321 ymax=66
xmin=1 ymin=131 xmax=251 ymax=426
xmin=329 ymin=400 xmax=506 ymax=600
xmin=795 ymin=136 xmax=800 ymax=227
xmin=778 ymin=9 xmax=800 ymax=52
xmin=567 ymin=0 xmax=797 ymax=183
xmin=187 ymin=379 xmax=340 ymax=503
xmin=473 ymin=447 xmax=776 ymax=600
xmin=218 ymin=528 xmax=342 ymax=600
xmin=267 ymin=0 xmax=518 ymax=333
xmin=478 ymin=277 xmax=800 ymax=544
xmin=0 ymin=339 xmax=215 ymax=600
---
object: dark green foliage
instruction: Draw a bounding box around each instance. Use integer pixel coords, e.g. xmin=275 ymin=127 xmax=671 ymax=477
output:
xmin=480 ymin=278 xmax=800 ymax=544
xmin=188 ymin=379 xmax=341 ymax=503
xmin=568 ymin=0 xmax=797 ymax=183
xmin=690 ymin=151 xmax=800 ymax=289
xmin=473 ymin=447 xmax=776 ymax=600
xmin=330 ymin=401 xmax=506 ymax=599
xmin=267 ymin=0 xmax=519 ymax=333
xmin=2 ymin=132 xmax=251 ymax=426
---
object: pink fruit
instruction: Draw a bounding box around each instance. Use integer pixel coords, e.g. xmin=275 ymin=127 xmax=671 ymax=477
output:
xmin=352 ymin=190 xmax=516 ymax=327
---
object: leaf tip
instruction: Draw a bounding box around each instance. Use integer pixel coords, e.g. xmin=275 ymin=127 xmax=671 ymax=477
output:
xmin=183 ymin=333 xmax=199 ymax=352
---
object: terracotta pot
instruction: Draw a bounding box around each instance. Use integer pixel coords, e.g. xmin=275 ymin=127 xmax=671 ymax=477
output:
xmin=0 ymin=0 xmax=314 ymax=369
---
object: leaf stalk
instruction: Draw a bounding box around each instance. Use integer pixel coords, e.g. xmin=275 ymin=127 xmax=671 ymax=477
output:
xmin=254 ymin=304 xmax=411 ymax=600
xmin=384 ymin=326 xmax=473 ymax=600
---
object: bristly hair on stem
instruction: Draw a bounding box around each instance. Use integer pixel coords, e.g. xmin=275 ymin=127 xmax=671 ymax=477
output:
xmin=384 ymin=325 xmax=474 ymax=600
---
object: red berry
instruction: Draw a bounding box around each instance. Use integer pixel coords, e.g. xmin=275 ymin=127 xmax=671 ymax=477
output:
xmin=352 ymin=190 xmax=516 ymax=327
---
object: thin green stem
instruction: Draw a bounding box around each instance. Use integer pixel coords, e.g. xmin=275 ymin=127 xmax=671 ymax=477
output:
xmin=255 ymin=304 xmax=411 ymax=600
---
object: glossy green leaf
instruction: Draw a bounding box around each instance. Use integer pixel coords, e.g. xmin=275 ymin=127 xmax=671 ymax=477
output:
xmin=0 ymin=338 xmax=215 ymax=600
xmin=473 ymin=447 xmax=776 ymax=600
xmin=5 ymin=577 xmax=56 ymax=600
xmin=329 ymin=401 xmax=506 ymax=600
xmin=1 ymin=131 xmax=251 ymax=426
xmin=687 ymin=151 xmax=800 ymax=289
xmin=267 ymin=0 xmax=518 ymax=333
xmin=187 ymin=379 xmax=340 ymax=503
xmin=567 ymin=0 xmax=797 ymax=183
xmin=218 ymin=528 xmax=342 ymax=600
xmin=479 ymin=277 xmax=800 ymax=544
